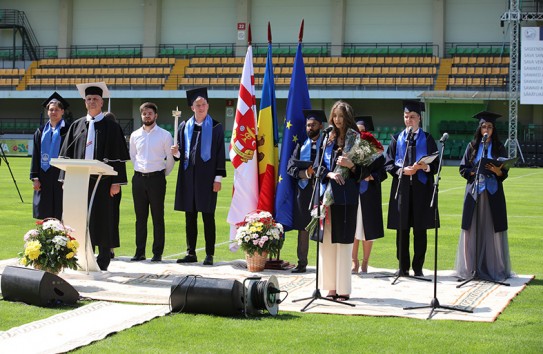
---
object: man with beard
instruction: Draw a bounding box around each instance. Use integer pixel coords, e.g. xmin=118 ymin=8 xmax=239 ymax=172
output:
xmin=129 ymin=102 xmax=174 ymax=262
xmin=286 ymin=109 xmax=325 ymax=273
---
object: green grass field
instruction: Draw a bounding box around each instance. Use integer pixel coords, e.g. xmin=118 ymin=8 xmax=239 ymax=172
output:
xmin=0 ymin=156 xmax=541 ymax=353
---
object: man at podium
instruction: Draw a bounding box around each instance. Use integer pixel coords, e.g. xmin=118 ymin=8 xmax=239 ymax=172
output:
xmin=59 ymin=82 xmax=129 ymax=271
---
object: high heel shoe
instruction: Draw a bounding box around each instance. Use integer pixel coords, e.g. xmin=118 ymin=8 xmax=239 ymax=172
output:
xmin=351 ymin=259 xmax=359 ymax=274
xmin=361 ymin=258 xmax=369 ymax=273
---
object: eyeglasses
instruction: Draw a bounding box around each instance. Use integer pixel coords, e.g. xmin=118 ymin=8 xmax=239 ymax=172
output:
xmin=480 ymin=124 xmax=494 ymax=130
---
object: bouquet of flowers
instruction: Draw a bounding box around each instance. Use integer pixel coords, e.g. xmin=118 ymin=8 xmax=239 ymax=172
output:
xmin=233 ymin=210 xmax=284 ymax=258
xmin=305 ymin=204 xmax=327 ymax=239
xmin=19 ymin=218 xmax=80 ymax=274
xmin=322 ymin=128 xmax=381 ymax=206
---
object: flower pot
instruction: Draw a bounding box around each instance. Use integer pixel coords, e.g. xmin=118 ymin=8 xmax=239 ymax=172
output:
xmin=33 ymin=263 xmax=61 ymax=275
xmin=245 ymin=251 xmax=268 ymax=272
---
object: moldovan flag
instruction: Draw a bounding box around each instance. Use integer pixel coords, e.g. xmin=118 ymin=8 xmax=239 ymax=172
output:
xmin=256 ymin=42 xmax=279 ymax=213
xmin=274 ymin=41 xmax=311 ymax=231
xmin=227 ymin=44 xmax=259 ymax=251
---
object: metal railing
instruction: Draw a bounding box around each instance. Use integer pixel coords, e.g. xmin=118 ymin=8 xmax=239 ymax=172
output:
xmin=0 ymin=9 xmax=39 ymax=61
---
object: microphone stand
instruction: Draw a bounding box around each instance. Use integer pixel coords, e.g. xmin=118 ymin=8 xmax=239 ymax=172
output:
xmin=457 ymin=139 xmax=509 ymax=288
xmin=0 ymin=146 xmax=24 ymax=203
xmin=376 ymin=130 xmax=430 ymax=284
xmin=293 ymin=130 xmax=355 ymax=311
xmin=404 ymin=134 xmax=472 ymax=318
xmin=85 ymin=172 xmax=103 ymax=274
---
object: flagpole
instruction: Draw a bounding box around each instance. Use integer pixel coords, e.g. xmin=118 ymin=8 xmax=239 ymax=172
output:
xmin=227 ymin=24 xmax=259 ymax=251
xmin=262 ymin=22 xmax=289 ymax=270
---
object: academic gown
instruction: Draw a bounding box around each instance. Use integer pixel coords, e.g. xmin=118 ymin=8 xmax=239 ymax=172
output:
xmin=59 ymin=115 xmax=129 ymax=248
xmin=30 ymin=124 xmax=69 ymax=220
xmin=359 ymin=154 xmax=387 ymax=240
xmin=384 ymin=131 xmax=439 ymax=230
xmin=314 ymin=133 xmax=367 ymax=244
xmin=286 ymin=139 xmax=318 ymax=231
xmin=174 ymin=118 xmax=226 ymax=213
xmin=459 ymin=141 xmax=508 ymax=232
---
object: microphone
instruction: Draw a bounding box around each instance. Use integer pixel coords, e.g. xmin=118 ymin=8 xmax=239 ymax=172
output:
xmin=481 ymin=133 xmax=488 ymax=144
xmin=323 ymin=126 xmax=334 ymax=134
xmin=59 ymin=128 xmax=86 ymax=158
xmin=407 ymin=126 xmax=414 ymax=140
xmin=439 ymin=132 xmax=449 ymax=143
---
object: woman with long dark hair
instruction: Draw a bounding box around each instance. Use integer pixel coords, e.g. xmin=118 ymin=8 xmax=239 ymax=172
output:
xmin=315 ymin=100 xmax=366 ymax=301
xmin=455 ymin=111 xmax=512 ymax=282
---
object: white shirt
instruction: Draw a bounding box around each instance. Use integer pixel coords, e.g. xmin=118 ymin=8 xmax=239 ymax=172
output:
xmin=130 ymin=124 xmax=175 ymax=176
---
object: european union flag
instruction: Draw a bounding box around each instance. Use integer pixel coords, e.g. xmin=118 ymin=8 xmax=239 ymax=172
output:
xmin=274 ymin=42 xmax=311 ymax=230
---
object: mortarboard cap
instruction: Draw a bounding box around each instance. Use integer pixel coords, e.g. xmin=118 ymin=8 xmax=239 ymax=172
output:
xmin=186 ymin=87 xmax=208 ymax=107
xmin=76 ymin=81 xmax=110 ymax=99
xmin=403 ymin=100 xmax=425 ymax=115
xmin=42 ymin=91 xmax=69 ymax=109
xmin=355 ymin=115 xmax=374 ymax=131
xmin=472 ymin=110 xmax=501 ymax=124
xmin=302 ymin=109 xmax=326 ymax=123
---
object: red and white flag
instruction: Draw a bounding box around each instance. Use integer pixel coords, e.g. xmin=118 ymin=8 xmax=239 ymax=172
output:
xmin=227 ymin=44 xmax=259 ymax=251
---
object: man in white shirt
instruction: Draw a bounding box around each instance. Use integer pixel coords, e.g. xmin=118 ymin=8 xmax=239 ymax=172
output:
xmin=130 ymin=102 xmax=174 ymax=262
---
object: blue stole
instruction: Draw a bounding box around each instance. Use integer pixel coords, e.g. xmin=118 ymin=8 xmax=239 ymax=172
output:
xmin=359 ymin=179 xmax=369 ymax=194
xmin=319 ymin=141 xmax=335 ymax=196
xmin=298 ymin=134 xmax=322 ymax=189
xmin=474 ymin=141 xmax=498 ymax=194
xmin=183 ymin=115 xmax=212 ymax=170
xmin=40 ymin=119 xmax=64 ymax=172
xmin=395 ymin=128 xmax=428 ymax=184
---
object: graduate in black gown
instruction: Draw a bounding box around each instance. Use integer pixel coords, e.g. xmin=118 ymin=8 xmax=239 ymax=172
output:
xmin=30 ymin=92 xmax=70 ymax=220
xmin=172 ymin=87 xmax=226 ymax=266
xmin=455 ymin=111 xmax=512 ymax=282
xmin=352 ymin=116 xmax=386 ymax=274
xmin=286 ymin=109 xmax=325 ymax=273
xmin=59 ymin=82 xmax=129 ymax=271
xmin=315 ymin=100 xmax=367 ymax=301
xmin=384 ymin=100 xmax=439 ymax=277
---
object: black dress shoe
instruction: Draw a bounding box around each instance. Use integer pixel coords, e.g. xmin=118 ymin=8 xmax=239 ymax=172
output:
xmin=203 ymin=255 xmax=213 ymax=265
xmin=131 ymin=255 xmax=146 ymax=261
xmin=151 ymin=256 xmax=162 ymax=262
xmin=395 ymin=269 xmax=409 ymax=276
xmin=414 ymin=271 xmax=424 ymax=277
xmin=291 ymin=266 xmax=306 ymax=273
xmin=176 ymin=254 xmax=198 ymax=263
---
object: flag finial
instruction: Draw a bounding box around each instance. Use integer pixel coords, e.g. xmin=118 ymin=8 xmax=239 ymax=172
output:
xmin=298 ymin=19 xmax=304 ymax=43
xmin=268 ymin=22 xmax=272 ymax=44
xmin=248 ymin=23 xmax=252 ymax=45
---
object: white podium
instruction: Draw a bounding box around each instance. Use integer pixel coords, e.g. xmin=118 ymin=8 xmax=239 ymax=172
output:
xmin=51 ymin=158 xmax=117 ymax=272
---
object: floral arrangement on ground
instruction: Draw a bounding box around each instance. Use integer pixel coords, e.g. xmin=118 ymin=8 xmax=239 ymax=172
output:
xmin=19 ymin=218 xmax=80 ymax=274
xmin=234 ymin=210 xmax=284 ymax=258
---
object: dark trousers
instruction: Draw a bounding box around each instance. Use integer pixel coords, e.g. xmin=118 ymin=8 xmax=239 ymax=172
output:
xmin=395 ymin=182 xmax=427 ymax=273
xmin=185 ymin=211 xmax=215 ymax=257
xmin=132 ymin=172 xmax=166 ymax=257
xmin=96 ymin=245 xmax=111 ymax=271
xmin=297 ymin=230 xmax=310 ymax=267
xmin=396 ymin=228 xmax=427 ymax=273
